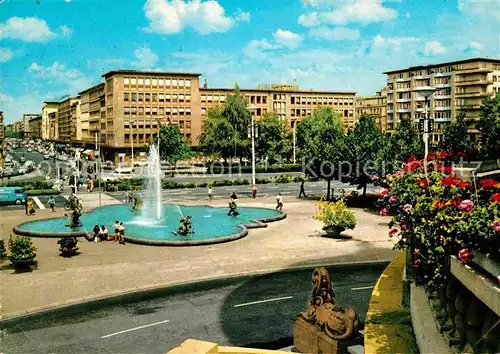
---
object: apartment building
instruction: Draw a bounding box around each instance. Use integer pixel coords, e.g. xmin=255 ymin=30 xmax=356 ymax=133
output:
xmin=100 ymin=70 xmax=201 ymax=162
xmin=355 ymin=88 xmax=388 ymax=133
xmin=79 ymin=83 xmax=105 ymax=145
xmin=0 ymin=112 xmax=4 ymax=142
xmin=384 ymin=57 xmax=500 ymax=143
xmin=22 ymin=114 xmax=41 ymax=138
xmin=42 ymin=102 xmax=58 ymax=140
xmin=200 ymin=83 xmax=357 ymax=130
xmin=56 ymin=97 xmax=79 ymax=142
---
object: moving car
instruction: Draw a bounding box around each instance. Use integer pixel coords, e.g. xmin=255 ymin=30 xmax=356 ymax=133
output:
xmin=114 ymin=166 xmax=133 ymax=174
xmin=20 ymin=156 xmax=26 ymax=163
xmin=43 ymin=154 xmax=50 ymax=159
xmin=0 ymin=187 xmax=27 ymax=205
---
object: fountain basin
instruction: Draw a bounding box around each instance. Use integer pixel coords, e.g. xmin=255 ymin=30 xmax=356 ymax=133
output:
xmin=13 ymin=204 xmax=286 ymax=246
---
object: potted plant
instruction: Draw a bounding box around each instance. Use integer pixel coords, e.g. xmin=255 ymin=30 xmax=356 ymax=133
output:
xmin=0 ymin=238 xmax=6 ymax=260
xmin=314 ymin=199 xmax=356 ymax=237
xmin=57 ymin=237 xmax=79 ymax=256
xmin=8 ymin=235 xmax=36 ymax=267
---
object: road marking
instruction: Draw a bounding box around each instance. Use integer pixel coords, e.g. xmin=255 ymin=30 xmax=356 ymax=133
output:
xmin=101 ymin=319 xmax=170 ymax=339
xmin=32 ymin=197 xmax=45 ymax=209
xmin=350 ymin=286 xmax=374 ymax=291
xmin=233 ymin=296 xmax=293 ymax=308
xmin=280 ymin=191 xmax=292 ymax=195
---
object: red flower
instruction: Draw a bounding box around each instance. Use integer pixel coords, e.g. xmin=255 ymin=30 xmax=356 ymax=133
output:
xmin=480 ymin=179 xmax=499 ymax=189
xmin=433 ymin=200 xmax=443 ymax=209
xmin=458 ymin=248 xmax=474 ymax=264
xmin=416 ymin=179 xmax=428 ymax=188
xmin=492 ymin=193 xmax=500 ymax=203
xmin=437 ymin=151 xmax=448 ymax=159
xmin=427 ymin=153 xmax=436 ymax=161
xmin=404 ymin=160 xmax=421 ymax=173
xmin=439 ymin=165 xmax=453 ymax=175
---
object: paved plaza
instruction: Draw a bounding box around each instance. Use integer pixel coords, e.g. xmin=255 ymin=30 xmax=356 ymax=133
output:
xmin=0 ymin=195 xmax=395 ymax=318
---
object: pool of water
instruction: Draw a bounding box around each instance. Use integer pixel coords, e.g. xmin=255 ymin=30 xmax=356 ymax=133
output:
xmin=16 ymin=204 xmax=284 ymax=242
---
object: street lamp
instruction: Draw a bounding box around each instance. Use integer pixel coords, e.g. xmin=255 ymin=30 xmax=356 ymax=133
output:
xmin=130 ymin=120 xmax=136 ymax=168
xmin=247 ymin=106 xmax=259 ymax=186
xmin=292 ymin=120 xmax=297 ymax=165
xmin=413 ymin=86 xmax=437 ymax=164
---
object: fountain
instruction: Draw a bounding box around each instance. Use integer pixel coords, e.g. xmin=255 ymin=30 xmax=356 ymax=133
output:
xmin=140 ymin=144 xmax=162 ymax=221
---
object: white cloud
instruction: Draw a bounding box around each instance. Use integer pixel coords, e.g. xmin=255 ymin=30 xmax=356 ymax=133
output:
xmin=309 ymin=26 xmax=360 ymax=40
xmin=458 ymin=0 xmax=500 ymax=21
xmin=132 ymin=47 xmax=159 ymax=69
xmin=298 ymin=0 xmax=398 ymax=27
xmin=28 ymin=62 xmax=93 ymax=94
xmin=272 ymin=29 xmax=303 ymax=49
xmin=143 ymin=0 xmax=248 ymax=35
xmin=0 ymin=47 xmax=14 ymax=62
xmin=422 ymin=40 xmax=446 ymax=56
xmin=59 ymin=25 xmax=73 ymax=37
xmin=461 ymin=41 xmax=484 ymax=53
xmin=0 ymin=17 xmax=55 ymax=42
xmin=243 ymin=39 xmax=280 ymax=59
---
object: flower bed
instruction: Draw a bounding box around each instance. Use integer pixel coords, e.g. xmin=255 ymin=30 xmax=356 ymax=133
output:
xmin=375 ymin=153 xmax=500 ymax=290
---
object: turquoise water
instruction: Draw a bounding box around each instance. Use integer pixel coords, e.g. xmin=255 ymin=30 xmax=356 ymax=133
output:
xmin=16 ymin=204 xmax=283 ymax=241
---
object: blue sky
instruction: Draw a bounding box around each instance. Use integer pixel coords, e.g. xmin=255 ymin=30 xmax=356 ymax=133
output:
xmin=1 ymin=0 xmax=499 ymax=123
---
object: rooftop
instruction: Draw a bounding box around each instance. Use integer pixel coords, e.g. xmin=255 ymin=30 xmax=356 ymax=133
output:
xmin=78 ymin=82 xmax=105 ymax=95
xmin=102 ymin=70 xmax=202 ymax=78
xmin=200 ymin=87 xmax=356 ymax=95
xmin=384 ymin=57 xmax=500 ymax=75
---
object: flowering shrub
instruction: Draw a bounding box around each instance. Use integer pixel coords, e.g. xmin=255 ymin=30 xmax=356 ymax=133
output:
xmin=377 ymin=154 xmax=500 ymax=289
xmin=314 ymin=199 xmax=356 ymax=234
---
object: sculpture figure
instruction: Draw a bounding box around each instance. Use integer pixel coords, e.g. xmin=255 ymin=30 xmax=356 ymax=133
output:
xmin=298 ymin=267 xmax=360 ymax=340
xmin=172 ymin=216 xmax=194 ymax=236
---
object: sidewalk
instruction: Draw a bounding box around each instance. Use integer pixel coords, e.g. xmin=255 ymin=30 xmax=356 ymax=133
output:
xmin=0 ymin=197 xmax=395 ymax=318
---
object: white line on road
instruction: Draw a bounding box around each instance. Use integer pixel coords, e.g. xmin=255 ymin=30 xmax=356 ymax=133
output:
xmin=280 ymin=191 xmax=292 ymax=195
xmin=101 ymin=319 xmax=170 ymax=339
xmin=350 ymin=286 xmax=374 ymax=291
xmin=233 ymin=296 xmax=293 ymax=308
xmin=32 ymin=197 xmax=45 ymax=209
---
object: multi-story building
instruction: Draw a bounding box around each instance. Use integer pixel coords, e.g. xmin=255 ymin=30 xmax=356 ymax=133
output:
xmin=57 ymin=96 xmax=79 ymax=142
xmin=0 ymin=111 xmax=4 ymax=142
xmin=355 ymin=88 xmax=388 ymax=133
xmin=200 ymin=83 xmax=357 ymax=131
xmin=384 ymin=57 xmax=500 ymax=143
xmin=48 ymin=111 xmax=58 ymax=140
xmin=22 ymin=114 xmax=41 ymax=138
xmin=41 ymin=102 xmax=58 ymax=140
xmin=79 ymin=83 xmax=105 ymax=145
xmin=100 ymin=70 xmax=201 ymax=163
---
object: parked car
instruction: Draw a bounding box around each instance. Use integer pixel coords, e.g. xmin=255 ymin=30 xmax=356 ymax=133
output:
xmin=43 ymin=154 xmax=50 ymax=159
xmin=114 ymin=166 xmax=133 ymax=174
xmin=20 ymin=156 xmax=26 ymax=163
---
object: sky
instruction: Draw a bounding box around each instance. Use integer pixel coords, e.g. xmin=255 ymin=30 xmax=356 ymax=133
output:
xmin=0 ymin=0 xmax=499 ymax=123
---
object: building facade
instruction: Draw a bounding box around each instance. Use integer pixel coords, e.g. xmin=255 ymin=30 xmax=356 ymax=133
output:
xmin=384 ymin=57 xmax=500 ymax=143
xmin=23 ymin=114 xmax=41 ymax=138
xmin=41 ymin=102 xmax=58 ymax=140
xmin=79 ymin=83 xmax=105 ymax=145
xmin=355 ymin=88 xmax=388 ymax=133
xmin=0 ymin=111 xmax=4 ymax=142
xmin=57 ymin=97 xmax=79 ymax=142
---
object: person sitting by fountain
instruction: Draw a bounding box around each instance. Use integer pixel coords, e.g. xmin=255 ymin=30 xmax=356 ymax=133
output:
xmin=99 ymin=225 xmax=109 ymax=241
xmin=228 ymin=193 xmax=239 ymax=216
xmin=92 ymin=224 xmax=100 ymax=242
xmin=117 ymin=222 xmax=125 ymax=245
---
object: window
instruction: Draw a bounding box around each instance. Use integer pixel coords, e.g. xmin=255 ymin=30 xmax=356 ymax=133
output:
xmin=138 ymin=93 xmax=143 ymax=102
xmin=291 ymin=97 xmax=295 ymax=104
xmin=251 ymin=96 xmax=255 ymax=104
xmin=172 ymin=94 xmax=178 ymax=101
xmin=124 ymin=93 xmax=130 ymax=102
xmin=172 ymin=79 xmax=178 ymax=87
xmin=131 ymin=107 xmax=137 ymax=115
xmin=152 ymin=79 xmax=157 ymax=87
xmin=220 ymin=95 xmax=225 ymax=102
xmin=124 ymin=78 xmax=130 ymax=85
xmin=145 ymin=107 xmax=151 ymax=115
xmin=124 ymin=107 xmax=130 ymax=115
xmin=262 ymin=96 xmax=267 ymax=104
xmin=145 ymin=78 xmax=150 ymax=86
xmin=186 ymin=108 xmax=191 ymax=115
xmin=179 ymin=120 xmax=185 ymax=128
xmin=159 ymin=107 xmax=164 ymax=115
xmin=186 ymin=94 xmax=191 ymax=102
xmin=131 ymin=78 xmax=137 ymax=85
xmin=138 ymin=78 xmax=144 ymax=85
xmin=165 ymin=79 xmax=171 ymax=87
xmin=152 ymin=94 xmax=158 ymax=102
xmin=179 ymin=108 xmax=185 ymax=115
xmin=165 ymin=94 xmax=171 ymax=102
xmin=145 ymin=93 xmax=151 ymax=102
xmin=138 ymin=107 xmax=144 ymax=115
xmin=202 ymin=108 xmax=206 ymax=115
xmin=185 ymin=79 xmax=191 ymax=88
xmin=178 ymin=79 xmax=184 ymax=88
xmin=201 ymin=95 xmax=206 ymax=102
xmin=207 ymin=95 xmax=213 ymax=102
xmin=159 ymin=93 xmax=164 ymax=102
xmin=166 ymin=108 xmax=171 ymax=114
xmin=131 ymin=93 xmax=137 ymax=102
xmin=152 ymin=107 xmax=158 ymax=115
xmin=159 ymin=79 xmax=164 ymax=87
xmin=179 ymin=94 xmax=184 ymax=102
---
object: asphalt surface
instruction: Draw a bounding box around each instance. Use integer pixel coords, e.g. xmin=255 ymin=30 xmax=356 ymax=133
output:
xmin=0 ymin=262 xmax=387 ymax=353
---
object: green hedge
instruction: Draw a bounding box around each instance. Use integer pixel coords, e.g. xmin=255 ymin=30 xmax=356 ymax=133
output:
xmin=178 ymin=163 xmax=302 ymax=175
xmin=26 ymin=189 xmax=61 ymax=196
xmin=97 ymin=175 xmax=308 ymax=192
xmin=0 ymin=180 xmax=54 ymax=190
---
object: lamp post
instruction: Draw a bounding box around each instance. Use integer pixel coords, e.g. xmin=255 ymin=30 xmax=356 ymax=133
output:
xmin=247 ymin=106 xmax=258 ymax=186
xmin=130 ymin=120 xmax=136 ymax=169
xmin=413 ymin=86 xmax=437 ymax=165
xmin=293 ymin=121 xmax=297 ymax=165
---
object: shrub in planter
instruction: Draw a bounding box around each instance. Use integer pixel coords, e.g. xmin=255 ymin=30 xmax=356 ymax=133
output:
xmin=0 ymin=238 xmax=6 ymax=259
xmin=313 ymin=199 xmax=356 ymax=236
xmin=8 ymin=235 xmax=36 ymax=266
xmin=57 ymin=237 xmax=78 ymax=255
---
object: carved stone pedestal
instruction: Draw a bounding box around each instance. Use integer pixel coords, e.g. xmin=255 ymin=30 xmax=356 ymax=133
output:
xmin=293 ymin=317 xmax=363 ymax=354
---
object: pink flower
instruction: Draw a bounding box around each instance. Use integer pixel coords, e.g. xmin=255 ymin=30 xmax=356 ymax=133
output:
xmin=401 ymin=223 xmax=407 ymax=230
xmin=381 ymin=189 xmax=389 ymax=196
xmin=388 ymin=227 xmax=399 ymax=237
xmin=458 ymin=199 xmax=474 ymax=213
xmin=379 ymin=208 xmax=389 ymax=216
xmin=440 ymin=235 xmax=445 ymax=243
xmin=403 ymin=204 xmax=413 ymax=213
xmin=413 ymin=259 xmax=422 ymax=269
xmin=493 ymin=220 xmax=500 ymax=232
xmin=371 ymin=175 xmax=379 ymax=181
xmin=389 ymin=196 xmax=397 ymax=204
xmin=458 ymin=248 xmax=474 ymax=264
xmin=395 ymin=171 xmax=403 ymax=179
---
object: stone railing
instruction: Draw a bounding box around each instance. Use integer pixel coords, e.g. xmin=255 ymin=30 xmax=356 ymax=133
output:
xmin=168 ymin=339 xmax=286 ymax=353
xmin=424 ymin=253 xmax=500 ymax=353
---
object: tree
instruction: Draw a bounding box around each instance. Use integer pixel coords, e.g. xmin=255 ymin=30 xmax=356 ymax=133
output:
xmin=297 ymin=107 xmax=345 ymax=200
xmin=158 ymin=123 xmax=193 ymax=166
xmin=199 ymin=107 xmax=234 ymax=160
xmin=222 ymin=84 xmax=251 ymax=161
xmin=255 ymin=113 xmax=291 ymax=164
xmin=478 ymin=92 xmax=500 ymax=158
xmin=441 ymin=111 xmax=473 ymax=155
xmin=344 ymin=115 xmax=386 ymax=196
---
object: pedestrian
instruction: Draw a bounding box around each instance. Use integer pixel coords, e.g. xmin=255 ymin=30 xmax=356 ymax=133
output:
xmin=99 ymin=225 xmax=109 ymax=242
xmin=112 ymin=220 xmax=120 ymax=242
xmin=27 ymin=197 xmax=35 ymax=215
xmin=252 ymin=184 xmax=257 ymax=199
xmin=208 ymin=186 xmax=213 ymax=201
xmin=276 ymin=193 xmax=283 ymax=210
xmin=87 ymin=176 xmax=91 ymax=192
xmin=89 ymin=177 xmax=94 ymax=193
xmin=299 ymin=180 xmax=307 ymax=198
xmin=24 ymin=198 xmax=28 ymax=215
xmin=118 ymin=222 xmax=125 ymax=244
xmin=48 ymin=195 xmax=56 ymax=212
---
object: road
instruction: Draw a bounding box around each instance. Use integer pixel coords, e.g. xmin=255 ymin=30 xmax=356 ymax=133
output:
xmin=0 ymin=262 xmax=387 ymax=353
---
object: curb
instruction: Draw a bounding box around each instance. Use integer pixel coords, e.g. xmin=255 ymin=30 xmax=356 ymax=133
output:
xmin=0 ymin=259 xmax=390 ymax=326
